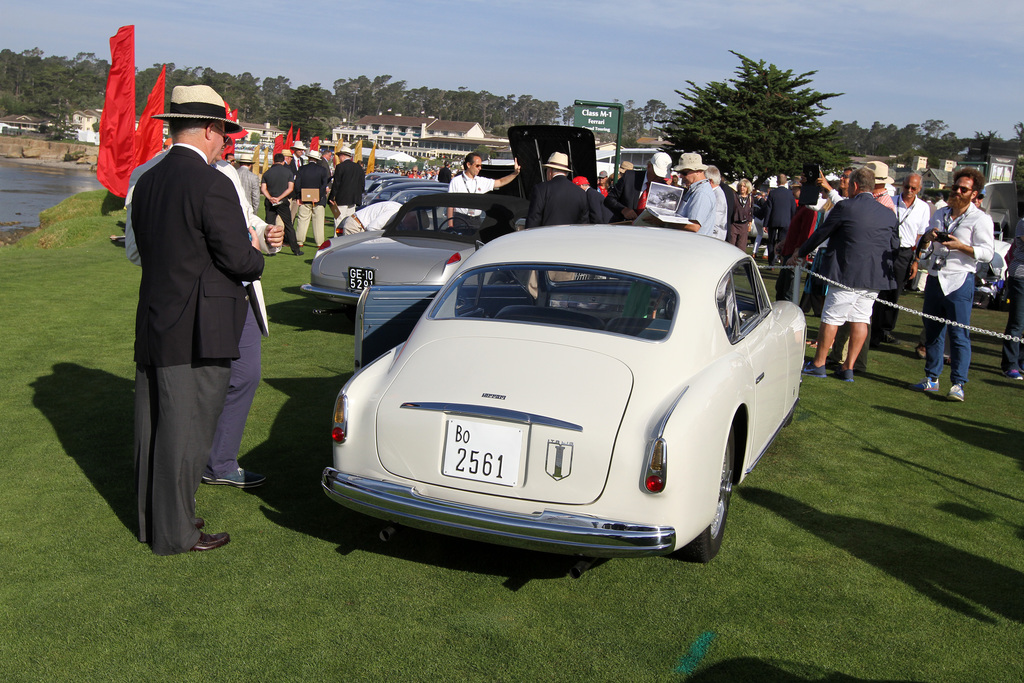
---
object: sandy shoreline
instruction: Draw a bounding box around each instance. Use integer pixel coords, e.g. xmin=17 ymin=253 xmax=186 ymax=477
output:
xmin=1 ymin=156 xmax=97 ymax=171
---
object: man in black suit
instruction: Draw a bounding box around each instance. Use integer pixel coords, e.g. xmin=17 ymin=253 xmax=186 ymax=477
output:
xmin=328 ymin=144 xmax=365 ymax=229
xmin=573 ymin=176 xmax=613 ymax=223
xmin=436 ymin=160 xmax=452 ymax=185
xmin=763 ymin=173 xmax=796 ymax=264
xmin=132 ymin=85 xmax=265 ymax=555
xmin=604 ymin=152 xmax=672 ymax=222
xmin=788 ymin=166 xmax=898 ymax=381
xmin=526 ymin=152 xmax=589 ymax=228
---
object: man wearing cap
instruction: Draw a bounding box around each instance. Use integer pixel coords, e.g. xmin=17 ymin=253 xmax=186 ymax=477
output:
xmin=328 ymin=144 xmax=364 ymax=226
xmin=671 ymin=153 xmax=716 ymax=234
xmin=605 ymin=152 xmax=672 ymax=223
xmin=234 ymin=149 xmax=260 ymax=213
xmin=573 ymin=175 xmax=613 ymax=223
xmin=131 ymin=84 xmax=265 ymax=554
xmin=526 ymin=152 xmax=590 ymax=228
xmin=296 ymin=149 xmax=331 ymax=247
xmin=763 ymin=174 xmax=796 ymax=265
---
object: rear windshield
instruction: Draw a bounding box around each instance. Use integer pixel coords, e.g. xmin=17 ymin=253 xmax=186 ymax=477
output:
xmin=430 ymin=265 xmax=675 ymax=340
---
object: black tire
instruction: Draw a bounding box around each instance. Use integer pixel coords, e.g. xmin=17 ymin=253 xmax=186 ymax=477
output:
xmin=678 ymin=426 xmax=735 ymax=563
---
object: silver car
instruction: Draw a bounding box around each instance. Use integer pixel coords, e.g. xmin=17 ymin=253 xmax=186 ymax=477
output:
xmin=301 ymin=193 xmax=529 ymax=307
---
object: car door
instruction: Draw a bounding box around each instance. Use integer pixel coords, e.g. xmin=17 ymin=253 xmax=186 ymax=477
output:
xmin=718 ymin=259 xmax=788 ymax=459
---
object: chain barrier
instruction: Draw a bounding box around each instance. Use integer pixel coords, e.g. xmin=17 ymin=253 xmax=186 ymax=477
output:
xmin=756 ymin=262 xmax=1023 ymax=344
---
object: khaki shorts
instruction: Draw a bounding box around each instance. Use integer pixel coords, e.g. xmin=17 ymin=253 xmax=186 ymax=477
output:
xmin=821 ymin=287 xmax=878 ymax=325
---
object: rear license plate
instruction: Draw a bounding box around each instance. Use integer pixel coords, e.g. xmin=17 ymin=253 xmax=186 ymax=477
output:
xmin=442 ymin=418 xmax=522 ymax=487
xmin=348 ymin=267 xmax=375 ymax=291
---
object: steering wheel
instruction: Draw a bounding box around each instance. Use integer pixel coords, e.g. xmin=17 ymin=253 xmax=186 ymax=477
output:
xmin=437 ymin=215 xmax=475 ymax=235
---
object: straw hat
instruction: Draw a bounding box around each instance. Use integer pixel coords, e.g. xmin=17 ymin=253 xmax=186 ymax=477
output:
xmin=542 ymin=151 xmax=573 ymax=174
xmin=672 ymin=152 xmax=708 ymax=173
xmin=862 ymin=160 xmax=894 ymax=185
xmin=154 ymin=85 xmax=241 ymax=134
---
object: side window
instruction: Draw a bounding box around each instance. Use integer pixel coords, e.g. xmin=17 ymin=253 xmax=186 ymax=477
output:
xmin=719 ymin=260 xmax=768 ymax=343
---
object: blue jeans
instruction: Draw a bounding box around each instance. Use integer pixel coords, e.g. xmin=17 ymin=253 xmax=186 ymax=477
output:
xmin=923 ymin=276 xmax=974 ymax=386
xmin=1001 ymin=276 xmax=1024 ymax=372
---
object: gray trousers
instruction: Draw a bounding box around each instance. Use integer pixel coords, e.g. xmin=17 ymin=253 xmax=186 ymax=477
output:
xmin=135 ymin=360 xmax=230 ymax=555
xmin=205 ymin=306 xmax=261 ymax=478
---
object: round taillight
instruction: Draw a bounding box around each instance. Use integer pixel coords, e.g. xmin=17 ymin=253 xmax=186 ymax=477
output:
xmin=645 ymin=475 xmax=664 ymax=493
xmin=331 ymin=427 xmax=346 ymax=443
xmin=318 ymin=240 xmax=333 ymax=251
xmin=445 ymin=252 xmax=462 ymax=266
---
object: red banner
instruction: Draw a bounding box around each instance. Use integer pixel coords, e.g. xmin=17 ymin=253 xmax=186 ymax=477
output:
xmin=96 ymin=26 xmax=135 ymax=197
xmin=273 ymin=134 xmax=284 ymax=155
xmin=133 ymin=64 xmax=165 ymax=168
xmin=284 ymin=125 xmax=294 ymax=150
xmin=311 ymin=136 xmax=319 ymax=152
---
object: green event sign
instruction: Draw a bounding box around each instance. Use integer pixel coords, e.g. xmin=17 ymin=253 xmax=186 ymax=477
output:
xmin=573 ymin=104 xmax=619 ymax=135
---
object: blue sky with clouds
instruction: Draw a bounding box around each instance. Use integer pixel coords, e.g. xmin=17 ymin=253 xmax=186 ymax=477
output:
xmin=10 ymin=0 xmax=1024 ymax=139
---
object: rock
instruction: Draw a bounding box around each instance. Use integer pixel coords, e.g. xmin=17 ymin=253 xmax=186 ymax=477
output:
xmin=22 ymin=148 xmax=42 ymax=158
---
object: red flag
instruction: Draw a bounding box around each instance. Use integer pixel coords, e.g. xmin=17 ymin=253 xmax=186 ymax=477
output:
xmin=97 ymin=26 xmax=135 ymax=197
xmin=133 ymin=64 xmax=165 ymax=168
xmin=221 ymin=104 xmax=246 ymax=159
xmin=296 ymin=128 xmax=301 ymax=145
xmin=284 ymin=125 xmax=294 ymax=149
xmin=273 ymin=134 xmax=284 ymax=155
xmin=311 ymin=136 xmax=319 ymax=152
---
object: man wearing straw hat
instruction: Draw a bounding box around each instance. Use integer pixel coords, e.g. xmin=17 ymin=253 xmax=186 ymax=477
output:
xmin=328 ymin=143 xmax=364 ymax=225
xmin=131 ymin=85 xmax=264 ymax=555
xmin=526 ymin=151 xmax=589 ymax=228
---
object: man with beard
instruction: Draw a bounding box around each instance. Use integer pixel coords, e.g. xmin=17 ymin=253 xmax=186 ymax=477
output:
xmin=911 ymin=167 xmax=994 ymax=401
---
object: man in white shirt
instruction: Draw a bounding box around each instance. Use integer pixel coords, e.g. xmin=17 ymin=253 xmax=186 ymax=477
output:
xmin=705 ymin=165 xmax=729 ymax=240
xmin=911 ymin=167 xmax=994 ymax=401
xmin=871 ymin=173 xmax=931 ymax=346
xmin=448 ymin=152 xmax=520 ymax=217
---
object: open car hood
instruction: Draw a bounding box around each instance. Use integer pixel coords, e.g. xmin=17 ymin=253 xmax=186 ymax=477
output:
xmin=496 ymin=125 xmax=598 ymax=199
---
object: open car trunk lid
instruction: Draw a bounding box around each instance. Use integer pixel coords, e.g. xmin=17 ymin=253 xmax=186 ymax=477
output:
xmin=374 ymin=336 xmax=633 ymax=505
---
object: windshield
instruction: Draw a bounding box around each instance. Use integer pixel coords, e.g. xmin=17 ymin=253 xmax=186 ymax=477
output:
xmin=431 ymin=265 xmax=675 ymax=340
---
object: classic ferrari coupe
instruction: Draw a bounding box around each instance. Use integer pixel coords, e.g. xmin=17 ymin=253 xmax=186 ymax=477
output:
xmin=322 ymin=225 xmax=805 ymax=563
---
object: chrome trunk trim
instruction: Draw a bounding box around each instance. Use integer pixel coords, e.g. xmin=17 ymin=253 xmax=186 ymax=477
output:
xmin=322 ymin=469 xmax=675 ymax=557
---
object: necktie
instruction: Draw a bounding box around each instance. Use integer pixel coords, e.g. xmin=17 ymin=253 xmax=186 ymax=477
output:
xmin=637 ymin=187 xmax=648 ymax=212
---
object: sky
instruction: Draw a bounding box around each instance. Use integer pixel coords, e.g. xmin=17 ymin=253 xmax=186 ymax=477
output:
xmin=9 ymin=0 xmax=1024 ymax=140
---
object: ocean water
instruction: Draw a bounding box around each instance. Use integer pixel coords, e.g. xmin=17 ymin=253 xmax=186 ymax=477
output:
xmin=0 ymin=159 xmax=104 ymax=231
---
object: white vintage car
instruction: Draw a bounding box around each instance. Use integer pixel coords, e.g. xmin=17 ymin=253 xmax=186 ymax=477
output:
xmin=322 ymin=225 xmax=806 ymax=563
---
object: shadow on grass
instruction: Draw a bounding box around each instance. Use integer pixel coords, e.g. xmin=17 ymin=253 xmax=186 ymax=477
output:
xmin=882 ymin=407 xmax=1024 ymax=469
xmin=740 ymin=487 xmax=1024 ymax=624
xmin=266 ymin=286 xmax=355 ymax=334
xmin=238 ymin=374 xmax=582 ymax=587
xmin=688 ymin=657 xmax=915 ymax=682
xmin=101 ymin=191 xmax=125 ymax=215
xmin=31 ymin=363 xmax=136 ymax=533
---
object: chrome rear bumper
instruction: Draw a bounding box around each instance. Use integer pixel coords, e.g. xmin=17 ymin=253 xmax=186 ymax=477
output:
xmin=322 ymin=468 xmax=676 ymax=557
xmin=300 ymin=283 xmax=360 ymax=305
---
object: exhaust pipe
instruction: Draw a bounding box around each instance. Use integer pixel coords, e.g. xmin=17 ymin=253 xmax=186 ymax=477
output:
xmin=569 ymin=557 xmax=597 ymax=579
xmin=379 ymin=525 xmax=399 ymax=542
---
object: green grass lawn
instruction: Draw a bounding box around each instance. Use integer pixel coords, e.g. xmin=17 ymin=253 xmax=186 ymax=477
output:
xmin=1 ymin=192 xmax=1022 ymax=682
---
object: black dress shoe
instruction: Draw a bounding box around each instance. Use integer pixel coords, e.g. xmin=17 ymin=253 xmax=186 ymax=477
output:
xmin=881 ymin=331 xmax=898 ymax=344
xmin=293 ymin=249 xmax=305 ymax=256
xmin=189 ymin=532 xmax=230 ymax=552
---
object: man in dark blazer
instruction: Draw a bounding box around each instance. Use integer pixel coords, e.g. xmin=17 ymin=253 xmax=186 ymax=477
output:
xmin=789 ymin=166 xmax=898 ymax=381
xmin=525 ymin=152 xmax=589 ymax=228
xmin=132 ymin=85 xmax=265 ymax=555
xmin=573 ymin=176 xmax=614 ymax=223
xmin=328 ymin=144 xmax=365 ymax=228
xmin=763 ymin=174 xmax=796 ymax=264
xmin=604 ymin=152 xmax=672 ymax=222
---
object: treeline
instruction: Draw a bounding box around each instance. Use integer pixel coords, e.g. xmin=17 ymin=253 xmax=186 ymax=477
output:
xmin=0 ymin=47 xmax=667 ymax=143
xmin=2 ymin=46 xmax=1020 ymax=160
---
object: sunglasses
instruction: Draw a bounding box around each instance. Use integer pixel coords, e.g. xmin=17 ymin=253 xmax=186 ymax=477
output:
xmin=950 ymin=184 xmax=973 ymax=194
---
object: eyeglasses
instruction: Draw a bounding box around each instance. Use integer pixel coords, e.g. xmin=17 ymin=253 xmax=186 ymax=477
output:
xmin=950 ymin=184 xmax=973 ymax=194
xmin=903 ymin=185 xmax=920 ymax=191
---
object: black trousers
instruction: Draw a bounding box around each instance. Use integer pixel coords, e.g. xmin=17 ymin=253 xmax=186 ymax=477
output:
xmin=871 ymin=247 xmax=915 ymax=342
xmin=264 ymin=199 xmax=300 ymax=253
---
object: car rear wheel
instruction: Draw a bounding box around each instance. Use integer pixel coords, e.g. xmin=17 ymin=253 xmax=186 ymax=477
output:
xmin=678 ymin=426 xmax=735 ymax=563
